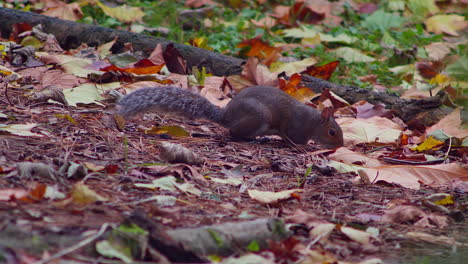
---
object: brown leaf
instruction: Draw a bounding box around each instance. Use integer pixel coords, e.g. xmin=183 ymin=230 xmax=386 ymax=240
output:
xmin=240 ymin=57 xmax=278 ymax=87
xmin=426 ymin=108 xmax=468 ymax=138
xmin=354 ymin=101 xmax=393 ymax=119
xmin=302 ymin=61 xmax=339 ymax=80
xmin=382 ymin=205 xmax=426 ymax=224
xmin=9 ymin=22 xmax=33 ymax=41
xmin=237 ymin=37 xmax=280 ymax=65
xmin=101 ymin=59 xmax=164 ymax=75
xmin=163 ymin=43 xmax=188 ymax=74
xmin=279 ymin=73 xmax=315 ymax=103
xmin=185 ymin=0 xmax=218 ymax=8
xmin=358 ymin=163 xmax=468 ymax=189
xmin=148 ymin=44 xmax=165 ymax=65
xmin=357 ymin=3 xmax=378 ymax=14
xmin=42 ymin=2 xmax=83 ymax=21
xmin=416 ymin=62 xmax=438 ymax=79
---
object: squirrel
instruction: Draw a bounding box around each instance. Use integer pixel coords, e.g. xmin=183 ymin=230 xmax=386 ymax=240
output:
xmin=117 ymin=86 xmax=344 ymax=148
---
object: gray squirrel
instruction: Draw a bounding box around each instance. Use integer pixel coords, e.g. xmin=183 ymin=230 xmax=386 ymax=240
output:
xmin=117 ymin=86 xmax=344 ymax=148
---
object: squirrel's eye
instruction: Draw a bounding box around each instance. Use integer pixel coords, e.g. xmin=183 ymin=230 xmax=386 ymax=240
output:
xmin=329 ymin=129 xmax=336 ymax=136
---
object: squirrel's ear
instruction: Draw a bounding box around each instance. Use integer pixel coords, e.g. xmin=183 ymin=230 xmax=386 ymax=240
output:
xmin=320 ymin=107 xmax=335 ymax=123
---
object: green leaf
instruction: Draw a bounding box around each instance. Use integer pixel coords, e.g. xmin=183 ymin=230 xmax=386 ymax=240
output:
xmin=118 ymin=223 xmax=148 ymax=235
xmin=282 ymin=27 xmax=319 ymax=38
xmin=388 ymin=0 xmax=405 ymax=11
xmin=361 ymin=10 xmax=407 ymax=32
xmin=407 ymin=0 xmax=439 ymax=21
xmin=63 ymin=82 xmax=121 ymax=106
xmin=247 ymin=240 xmax=260 ymax=252
xmin=446 ymin=56 xmax=468 ymax=81
xmin=96 ymin=240 xmax=133 ymax=264
xmin=207 ymin=229 xmax=225 ymax=247
xmin=320 ymin=33 xmax=357 ymax=44
xmin=332 ymin=47 xmax=375 ymax=63
xmin=382 ymin=31 xmax=398 ymax=46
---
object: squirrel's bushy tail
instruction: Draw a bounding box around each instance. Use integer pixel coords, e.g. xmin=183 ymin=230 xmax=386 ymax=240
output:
xmin=117 ymin=86 xmax=225 ymax=124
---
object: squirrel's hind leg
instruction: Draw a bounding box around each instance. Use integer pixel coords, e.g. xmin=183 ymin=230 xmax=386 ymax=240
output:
xmin=225 ymin=100 xmax=272 ymax=141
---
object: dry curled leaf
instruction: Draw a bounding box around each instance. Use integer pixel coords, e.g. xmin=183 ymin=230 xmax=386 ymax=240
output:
xmin=159 ymin=142 xmax=204 ymax=165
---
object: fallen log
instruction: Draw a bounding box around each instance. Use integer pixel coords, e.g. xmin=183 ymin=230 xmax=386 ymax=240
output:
xmin=0 ymin=7 xmax=244 ymax=77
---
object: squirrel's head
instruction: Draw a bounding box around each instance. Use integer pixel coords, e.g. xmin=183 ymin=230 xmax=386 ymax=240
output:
xmin=315 ymin=107 xmax=343 ymax=149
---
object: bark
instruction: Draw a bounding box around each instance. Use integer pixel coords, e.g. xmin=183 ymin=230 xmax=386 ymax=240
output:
xmin=0 ymin=7 xmax=244 ymax=76
xmin=167 ymin=218 xmax=289 ymax=256
xmin=0 ymin=215 xmax=288 ymax=261
xmin=302 ymin=75 xmax=449 ymax=127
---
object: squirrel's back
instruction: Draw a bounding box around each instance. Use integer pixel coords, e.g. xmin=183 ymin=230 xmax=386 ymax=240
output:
xmin=116 ymin=85 xmax=344 ymax=148
xmin=117 ymin=86 xmax=224 ymax=123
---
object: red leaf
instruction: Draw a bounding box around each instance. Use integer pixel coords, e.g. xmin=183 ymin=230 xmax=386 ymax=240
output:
xmin=302 ymin=61 xmax=339 ymax=80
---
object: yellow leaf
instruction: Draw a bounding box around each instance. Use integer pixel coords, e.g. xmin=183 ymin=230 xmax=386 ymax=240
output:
xmin=301 ymin=34 xmax=321 ymax=45
xmin=425 ymin=15 xmax=467 ymax=36
xmin=55 ymin=114 xmax=79 ymax=126
xmin=431 ymin=194 xmax=454 ymax=206
xmin=248 ymin=189 xmax=302 ymax=204
xmin=71 ymin=181 xmax=108 ymax=206
xmin=96 ymin=1 xmax=145 ymax=23
xmin=270 ymin=57 xmax=318 ymax=75
xmin=429 ymin=73 xmax=449 ymax=85
xmin=411 ymin=136 xmax=444 ymax=152
xmin=145 ymin=125 xmax=190 ymax=137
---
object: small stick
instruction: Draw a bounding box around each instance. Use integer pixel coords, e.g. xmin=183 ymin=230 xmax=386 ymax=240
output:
xmin=32 ymin=223 xmax=112 ymax=264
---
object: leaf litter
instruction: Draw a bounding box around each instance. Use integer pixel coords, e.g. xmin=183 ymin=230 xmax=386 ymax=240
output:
xmin=0 ymin=3 xmax=467 ymax=264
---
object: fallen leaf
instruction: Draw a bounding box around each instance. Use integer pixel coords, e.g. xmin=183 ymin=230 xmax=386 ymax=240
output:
xmin=0 ymin=188 xmax=28 ymax=201
xmin=328 ymin=148 xmax=383 ymax=167
xmin=211 ymin=177 xmax=243 ymax=186
xmin=361 ymin=10 xmax=407 ymax=32
xmin=134 ymin=176 xmax=178 ymax=191
xmin=95 ymin=0 xmax=145 ymax=23
xmin=411 ymin=136 xmax=444 ymax=152
xmin=301 ymin=61 xmax=339 ymax=80
xmin=407 ymin=0 xmax=439 ymax=20
xmin=159 ymin=142 xmax=204 ymax=165
xmin=270 ymin=57 xmax=318 ymax=75
xmin=382 ymin=205 xmax=426 ymax=223
xmin=40 ymin=54 xmax=101 ymax=77
xmin=96 ymin=240 xmax=133 ymax=263
xmin=425 ymin=42 xmax=452 ymax=61
xmin=359 ymin=163 xmax=467 ymax=190
xmin=332 ymin=47 xmax=375 ymax=63
xmin=445 ymin=56 xmax=468 ymax=81
xmin=0 ymin=123 xmax=43 ymax=137
xmin=248 ymin=189 xmax=302 ymax=204
xmin=426 ymin=108 xmax=468 ymax=138
xmin=238 ymin=37 xmax=280 ymax=60
xmin=42 ymin=2 xmax=83 ymax=21
xmin=425 ymin=14 xmax=467 ymax=36
xmin=406 ymin=232 xmax=461 ymax=246
xmin=176 ymin=182 xmax=202 ymax=196
xmin=250 ymin=15 xmax=277 ymax=29
xmin=70 ymin=181 xmax=108 ymax=206
xmin=340 ymin=226 xmax=372 ymax=244
xmin=338 ymin=117 xmax=402 ymax=145
xmin=355 ymin=101 xmax=392 ymax=119
xmin=241 ymin=57 xmax=278 ymax=87
xmin=309 ymin=223 xmax=335 ymax=242
xmin=146 ymin=125 xmax=190 ymax=137
xmin=63 ymin=82 xmax=121 ymax=106
xmin=279 ymin=73 xmax=316 ymax=103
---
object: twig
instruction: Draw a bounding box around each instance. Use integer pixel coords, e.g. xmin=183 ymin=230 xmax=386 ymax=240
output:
xmin=32 ymin=223 xmax=112 ymax=264
xmin=3 ymin=79 xmax=13 ymax=106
